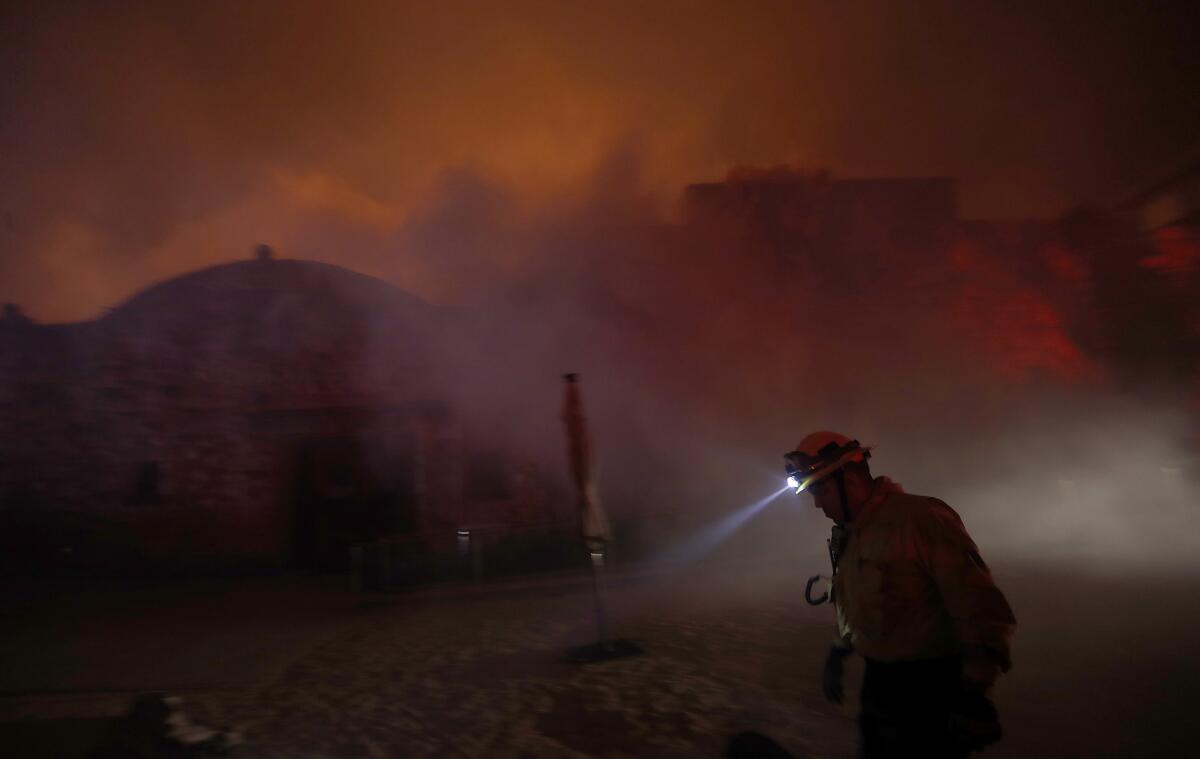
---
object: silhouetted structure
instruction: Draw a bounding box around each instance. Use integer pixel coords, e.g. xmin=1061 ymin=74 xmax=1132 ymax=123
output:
xmin=686 ymin=169 xmax=957 ymax=271
xmin=685 ymin=168 xmax=1198 ymax=394
xmin=0 ymin=253 xmax=553 ymax=573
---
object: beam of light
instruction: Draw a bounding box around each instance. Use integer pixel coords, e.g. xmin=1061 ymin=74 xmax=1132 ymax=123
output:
xmin=657 ymin=485 xmax=791 ymax=568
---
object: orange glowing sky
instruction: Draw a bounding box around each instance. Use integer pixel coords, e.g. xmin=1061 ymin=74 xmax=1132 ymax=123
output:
xmin=1 ymin=0 xmax=1197 ymax=322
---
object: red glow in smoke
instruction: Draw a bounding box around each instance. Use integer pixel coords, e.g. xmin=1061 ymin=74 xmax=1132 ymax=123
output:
xmin=1042 ymin=242 xmax=1091 ymax=287
xmin=1140 ymin=226 xmax=1200 ymax=275
xmin=947 ymin=238 xmax=1099 ymax=383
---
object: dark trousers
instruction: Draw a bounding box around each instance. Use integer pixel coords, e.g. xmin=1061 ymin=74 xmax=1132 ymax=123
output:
xmin=859 ymin=656 xmax=968 ymax=759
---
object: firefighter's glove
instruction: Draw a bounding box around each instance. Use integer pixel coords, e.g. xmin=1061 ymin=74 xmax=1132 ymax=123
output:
xmin=821 ymin=644 xmax=852 ymax=705
xmin=948 ymin=683 xmax=1002 ymax=751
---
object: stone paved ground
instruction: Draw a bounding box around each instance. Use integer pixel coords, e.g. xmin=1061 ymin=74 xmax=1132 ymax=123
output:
xmin=177 ymin=564 xmax=858 ymax=758
xmin=4 ymin=559 xmax=1200 ymax=758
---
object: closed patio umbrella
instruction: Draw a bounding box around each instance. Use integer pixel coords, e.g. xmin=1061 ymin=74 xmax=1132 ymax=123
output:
xmin=561 ymin=373 xmax=641 ymax=662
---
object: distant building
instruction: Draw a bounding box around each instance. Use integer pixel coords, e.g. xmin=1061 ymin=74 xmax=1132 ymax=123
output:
xmin=685 ymin=168 xmax=1198 ymax=393
xmin=0 ymin=254 xmax=555 ymax=572
xmin=685 ymin=169 xmax=957 ymax=267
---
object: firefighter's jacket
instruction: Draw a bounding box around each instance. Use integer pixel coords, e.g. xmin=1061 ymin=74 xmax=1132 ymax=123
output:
xmin=833 ymin=478 xmax=1015 ymax=673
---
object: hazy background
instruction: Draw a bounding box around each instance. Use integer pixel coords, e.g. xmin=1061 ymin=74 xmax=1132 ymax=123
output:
xmin=2 ymin=0 xmax=1198 ymax=575
xmin=2 ymin=0 xmax=1198 ymax=319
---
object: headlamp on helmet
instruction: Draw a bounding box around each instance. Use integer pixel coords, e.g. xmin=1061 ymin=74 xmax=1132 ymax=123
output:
xmin=784 ymin=437 xmax=869 ymax=494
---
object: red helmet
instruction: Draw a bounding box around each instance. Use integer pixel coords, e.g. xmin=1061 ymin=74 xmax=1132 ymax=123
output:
xmin=784 ymin=431 xmax=871 ymax=493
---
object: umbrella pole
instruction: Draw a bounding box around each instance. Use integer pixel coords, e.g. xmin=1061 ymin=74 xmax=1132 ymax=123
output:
xmin=560 ymin=373 xmax=643 ymax=664
xmin=566 ymin=541 xmax=642 ymax=662
xmin=589 ymin=545 xmax=611 ymax=648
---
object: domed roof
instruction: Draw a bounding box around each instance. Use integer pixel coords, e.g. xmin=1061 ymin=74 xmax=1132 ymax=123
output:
xmin=105 ymin=257 xmax=434 ymax=327
xmin=90 ymin=257 xmax=449 ymax=408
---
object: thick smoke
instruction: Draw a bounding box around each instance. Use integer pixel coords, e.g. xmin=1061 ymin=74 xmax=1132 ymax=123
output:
xmin=371 ymin=154 xmax=1200 ymax=573
xmin=3 ymin=1 xmax=1199 ymax=321
xmin=1 ymin=1 xmax=1196 ymax=573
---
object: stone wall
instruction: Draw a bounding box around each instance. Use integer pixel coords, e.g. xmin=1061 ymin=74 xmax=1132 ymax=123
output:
xmin=0 ymin=259 xmax=553 ymax=571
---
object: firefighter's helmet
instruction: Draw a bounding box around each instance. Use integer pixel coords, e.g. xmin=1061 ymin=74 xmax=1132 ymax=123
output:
xmin=784 ymin=431 xmax=871 ymax=493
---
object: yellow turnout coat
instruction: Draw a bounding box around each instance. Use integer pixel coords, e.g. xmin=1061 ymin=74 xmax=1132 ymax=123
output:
xmin=833 ymin=478 xmax=1016 ymax=681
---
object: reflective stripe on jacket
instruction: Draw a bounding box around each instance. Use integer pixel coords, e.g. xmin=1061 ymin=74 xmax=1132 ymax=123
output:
xmin=833 ymin=478 xmax=1015 ymax=671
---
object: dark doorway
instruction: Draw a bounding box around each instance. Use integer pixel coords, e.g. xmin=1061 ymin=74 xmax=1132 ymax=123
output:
xmin=290 ymin=437 xmax=415 ymax=571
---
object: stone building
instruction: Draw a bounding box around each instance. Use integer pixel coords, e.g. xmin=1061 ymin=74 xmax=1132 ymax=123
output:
xmin=684 ymin=169 xmax=958 ymax=272
xmin=0 ymin=250 xmax=554 ymax=572
xmin=684 ymin=168 xmax=1199 ymax=394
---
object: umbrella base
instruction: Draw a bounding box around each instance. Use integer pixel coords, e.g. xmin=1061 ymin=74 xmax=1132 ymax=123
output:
xmin=564 ymin=638 xmax=644 ymax=663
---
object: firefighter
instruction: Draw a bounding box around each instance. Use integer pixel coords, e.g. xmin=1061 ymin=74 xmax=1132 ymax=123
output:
xmin=784 ymin=431 xmax=1016 ymax=757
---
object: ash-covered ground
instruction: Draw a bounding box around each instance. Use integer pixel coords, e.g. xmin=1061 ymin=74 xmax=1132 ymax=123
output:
xmin=3 ymin=551 xmax=1198 ymax=758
